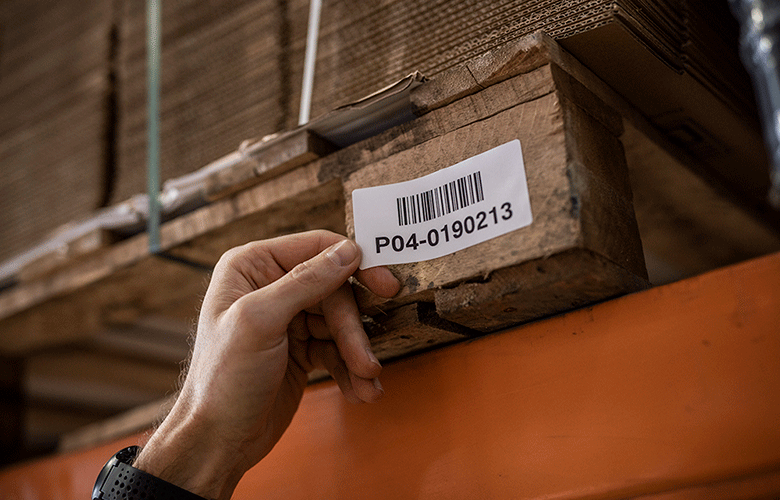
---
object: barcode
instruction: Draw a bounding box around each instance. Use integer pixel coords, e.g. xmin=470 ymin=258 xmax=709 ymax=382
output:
xmin=396 ymin=171 xmax=484 ymax=226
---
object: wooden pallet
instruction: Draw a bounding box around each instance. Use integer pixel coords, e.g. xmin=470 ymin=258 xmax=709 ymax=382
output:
xmin=0 ymin=34 xmax=648 ymax=363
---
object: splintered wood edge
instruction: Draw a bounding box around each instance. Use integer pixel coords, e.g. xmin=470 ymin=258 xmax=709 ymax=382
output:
xmin=411 ymin=32 xmax=554 ymax=114
xmin=308 ymin=301 xmax=478 ymax=383
xmin=365 ymin=301 xmax=479 ymax=360
xmin=435 ymin=249 xmax=650 ymax=332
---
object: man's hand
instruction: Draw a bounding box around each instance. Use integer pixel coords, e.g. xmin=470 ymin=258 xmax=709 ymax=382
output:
xmin=133 ymin=230 xmax=400 ymax=500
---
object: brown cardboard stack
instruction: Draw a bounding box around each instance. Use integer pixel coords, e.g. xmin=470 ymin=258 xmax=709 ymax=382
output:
xmin=0 ymin=0 xmax=112 ymax=262
xmin=112 ymin=0 xmax=311 ymax=204
xmin=0 ymin=1 xmax=764 ymax=271
xmin=313 ymin=0 xmax=752 ymax=122
xmin=311 ymin=0 xmax=616 ymax=111
xmin=683 ymin=0 xmax=752 ymax=113
xmin=559 ymin=0 xmax=766 ymax=205
xmin=110 ymin=0 xmax=761 ymax=211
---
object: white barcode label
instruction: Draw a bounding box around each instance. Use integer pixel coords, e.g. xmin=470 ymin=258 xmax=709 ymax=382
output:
xmin=353 ymin=139 xmax=532 ymax=269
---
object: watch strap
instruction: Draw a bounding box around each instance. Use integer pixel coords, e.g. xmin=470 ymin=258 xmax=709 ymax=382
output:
xmin=93 ymin=446 xmax=209 ymax=500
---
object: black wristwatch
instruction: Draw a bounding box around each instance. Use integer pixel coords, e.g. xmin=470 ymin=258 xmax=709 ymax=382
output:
xmin=92 ymin=446 xmax=209 ymax=500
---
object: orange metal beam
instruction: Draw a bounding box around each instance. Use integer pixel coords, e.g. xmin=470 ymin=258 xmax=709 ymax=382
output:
xmin=2 ymin=252 xmax=779 ymax=499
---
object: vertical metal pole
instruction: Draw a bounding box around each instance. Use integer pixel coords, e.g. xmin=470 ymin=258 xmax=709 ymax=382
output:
xmin=147 ymin=0 xmax=162 ymax=252
xmin=729 ymin=0 xmax=780 ymax=208
xmin=299 ymin=0 xmax=322 ymax=125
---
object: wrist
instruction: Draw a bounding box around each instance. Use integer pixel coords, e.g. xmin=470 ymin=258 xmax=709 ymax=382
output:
xmin=93 ymin=446 xmax=211 ymax=500
xmin=134 ymin=402 xmax=247 ymax=500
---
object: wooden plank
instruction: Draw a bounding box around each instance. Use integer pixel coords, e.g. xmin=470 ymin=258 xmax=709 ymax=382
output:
xmin=24 ymin=350 xmax=181 ymax=413
xmin=0 ymin=297 xmax=103 ymax=354
xmin=58 ymin=397 xmax=174 ymax=454
xmin=2 ymin=251 xmax=778 ymax=500
xmin=560 ymin=22 xmax=776 ymax=226
xmin=204 ymin=130 xmax=337 ymax=201
xmin=167 ymin=172 xmax=346 ymax=266
xmin=365 ymin=302 xmax=477 ymax=361
xmin=0 ymin=161 xmax=336 ymax=352
xmin=24 ymin=404 xmax=114 ymax=454
xmin=435 ymin=249 xmax=648 ymax=332
xmin=17 ymin=229 xmax=118 ymax=283
xmin=346 ymin=68 xmax=647 ymax=328
xmin=85 ymin=321 xmax=191 ymax=366
xmin=410 ymin=31 xmax=562 ymax=115
xmin=623 ymin=121 xmax=780 ymax=282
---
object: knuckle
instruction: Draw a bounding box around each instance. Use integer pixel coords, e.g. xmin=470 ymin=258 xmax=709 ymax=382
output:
xmin=288 ymin=259 xmax=324 ymax=288
xmin=215 ymin=243 xmax=274 ymax=288
xmin=308 ymin=228 xmax=334 ymax=240
xmin=216 ymin=246 xmax=245 ymax=270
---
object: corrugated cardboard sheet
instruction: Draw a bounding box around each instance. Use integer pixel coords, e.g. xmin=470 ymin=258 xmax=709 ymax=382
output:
xmin=0 ymin=0 xmax=112 ymax=262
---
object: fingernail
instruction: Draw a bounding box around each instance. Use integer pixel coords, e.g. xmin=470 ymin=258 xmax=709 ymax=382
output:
xmin=366 ymin=346 xmax=382 ymax=368
xmin=373 ymin=377 xmax=384 ymax=394
xmin=326 ymin=240 xmax=358 ymax=267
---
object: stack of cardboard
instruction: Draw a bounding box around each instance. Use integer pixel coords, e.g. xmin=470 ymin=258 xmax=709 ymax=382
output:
xmin=559 ymin=0 xmax=766 ymax=208
xmin=313 ymin=0 xmax=751 ymax=120
xmin=0 ymin=1 xmax=766 ymax=266
xmin=112 ymin=0 xmax=311 ymax=204
xmin=110 ymin=0 xmax=761 ymax=209
xmin=0 ymin=0 xmax=112 ymax=262
xmin=683 ymin=0 xmax=752 ymax=113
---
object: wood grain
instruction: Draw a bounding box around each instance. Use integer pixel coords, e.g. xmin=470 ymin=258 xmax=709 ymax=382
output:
xmin=205 ymin=130 xmax=336 ymax=201
xmin=435 ymin=249 xmax=648 ymax=332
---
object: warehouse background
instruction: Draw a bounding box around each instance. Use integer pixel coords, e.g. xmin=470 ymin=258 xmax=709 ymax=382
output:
xmin=1 ymin=0 xmax=779 ymax=477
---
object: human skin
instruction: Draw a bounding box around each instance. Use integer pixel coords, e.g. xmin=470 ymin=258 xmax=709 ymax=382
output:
xmin=132 ymin=230 xmax=401 ymax=500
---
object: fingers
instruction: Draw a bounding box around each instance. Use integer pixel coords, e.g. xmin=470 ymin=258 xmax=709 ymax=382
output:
xmin=354 ymin=266 xmax=402 ymax=298
xmin=258 ymin=230 xmax=401 ymax=299
xmin=212 ymin=230 xmax=395 ymax=403
xmin=307 ymin=340 xmax=384 ymax=404
xmin=322 ymin=284 xmax=382 ymax=380
xmin=211 ymin=231 xmax=400 ymax=320
xmin=244 ymin=239 xmax=362 ymax=337
xmin=305 ymin=308 xmax=384 ymax=403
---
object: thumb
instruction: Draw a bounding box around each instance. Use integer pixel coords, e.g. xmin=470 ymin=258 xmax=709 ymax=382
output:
xmin=248 ymin=239 xmax=361 ymax=333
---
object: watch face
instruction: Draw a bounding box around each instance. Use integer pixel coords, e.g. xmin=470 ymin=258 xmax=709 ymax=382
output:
xmin=116 ymin=446 xmax=140 ymax=464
